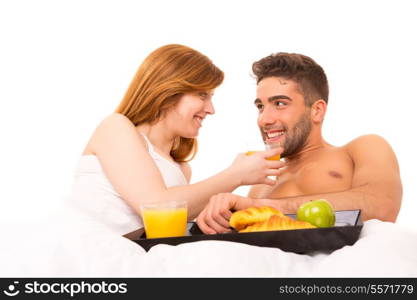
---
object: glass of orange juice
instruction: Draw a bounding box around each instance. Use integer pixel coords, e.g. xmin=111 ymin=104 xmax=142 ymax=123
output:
xmin=245 ymin=140 xmax=281 ymax=161
xmin=264 ymin=142 xmax=281 ymax=161
xmin=140 ymin=200 xmax=188 ymax=239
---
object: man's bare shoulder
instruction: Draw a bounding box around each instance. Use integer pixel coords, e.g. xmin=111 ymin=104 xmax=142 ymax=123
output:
xmin=343 ymin=134 xmax=397 ymax=161
xmin=345 ymin=134 xmax=392 ymax=150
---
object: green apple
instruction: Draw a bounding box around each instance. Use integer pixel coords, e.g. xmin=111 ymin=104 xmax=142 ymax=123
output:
xmin=296 ymin=199 xmax=335 ymax=228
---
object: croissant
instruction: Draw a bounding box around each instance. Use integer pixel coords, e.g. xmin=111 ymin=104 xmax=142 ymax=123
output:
xmin=229 ymin=206 xmax=284 ymax=231
xmin=240 ymin=214 xmax=316 ymax=232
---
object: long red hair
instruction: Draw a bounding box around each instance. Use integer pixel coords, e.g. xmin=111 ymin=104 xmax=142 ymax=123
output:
xmin=115 ymin=44 xmax=224 ymax=162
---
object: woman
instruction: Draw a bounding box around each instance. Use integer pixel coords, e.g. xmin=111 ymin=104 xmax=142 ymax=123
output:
xmin=68 ymin=44 xmax=282 ymax=236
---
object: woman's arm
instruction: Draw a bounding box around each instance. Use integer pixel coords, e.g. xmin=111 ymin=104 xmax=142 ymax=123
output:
xmin=88 ymin=114 xmax=283 ymax=220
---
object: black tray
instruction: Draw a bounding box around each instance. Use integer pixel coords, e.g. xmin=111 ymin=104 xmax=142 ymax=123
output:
xmin=133 ymin=210 xmax=363 ymax=253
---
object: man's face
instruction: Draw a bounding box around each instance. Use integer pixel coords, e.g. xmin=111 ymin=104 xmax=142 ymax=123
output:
xmin=255 ymin=77 xmax=312 ymax=158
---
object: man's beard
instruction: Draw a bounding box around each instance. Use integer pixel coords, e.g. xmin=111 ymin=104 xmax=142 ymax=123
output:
xmin=281 ymin=111 xmax=312 ymax=158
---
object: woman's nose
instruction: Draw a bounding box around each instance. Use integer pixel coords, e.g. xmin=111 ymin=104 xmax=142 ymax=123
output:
xmin=205 ymin=100 xmax=215 ymax=115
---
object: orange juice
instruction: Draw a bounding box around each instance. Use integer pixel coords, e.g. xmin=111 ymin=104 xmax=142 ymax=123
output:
xmin=142 ymin=208 xmax=187 ymax=238
xmin=246 ymin=151 xmax=280 ymax=161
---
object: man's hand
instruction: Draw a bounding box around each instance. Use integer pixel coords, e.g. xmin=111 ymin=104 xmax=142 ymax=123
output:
xmin=196 ymin=193 xmax=254 ymax=234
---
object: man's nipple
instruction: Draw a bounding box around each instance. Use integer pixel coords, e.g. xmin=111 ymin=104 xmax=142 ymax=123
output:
xmin=328 ymin=170 xmax=343 ymax=179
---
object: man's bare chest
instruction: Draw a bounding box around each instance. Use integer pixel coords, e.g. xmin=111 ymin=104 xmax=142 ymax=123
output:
xmin=267 ymin=152 xmax=354 ymax=199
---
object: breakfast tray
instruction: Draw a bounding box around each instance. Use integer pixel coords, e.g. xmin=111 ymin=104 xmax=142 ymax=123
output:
xmin=133 ymin=209 xmax=362 ymax=253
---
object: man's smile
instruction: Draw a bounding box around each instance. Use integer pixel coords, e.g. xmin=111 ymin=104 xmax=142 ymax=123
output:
xmin=264 ymin=129 xmax=285 ymax=143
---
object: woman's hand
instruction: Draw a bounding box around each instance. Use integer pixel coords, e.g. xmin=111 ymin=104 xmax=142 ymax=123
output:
xmin=227 ymin=147 xmax=286 ymax=186
xmin=196 ymin=193 xmax=254 ymax=234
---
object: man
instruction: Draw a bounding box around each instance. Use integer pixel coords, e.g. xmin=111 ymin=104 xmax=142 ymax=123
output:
xmin=197 ymin=52 xmax=402 ymax=234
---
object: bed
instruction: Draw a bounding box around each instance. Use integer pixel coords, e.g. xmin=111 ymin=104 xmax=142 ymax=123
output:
xmin=1 ymin=204 xmax=416 ymax=277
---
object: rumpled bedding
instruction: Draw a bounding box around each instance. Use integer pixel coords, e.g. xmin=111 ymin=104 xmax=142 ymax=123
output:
xmin=1 ymin=204 xmax=416 ymax=277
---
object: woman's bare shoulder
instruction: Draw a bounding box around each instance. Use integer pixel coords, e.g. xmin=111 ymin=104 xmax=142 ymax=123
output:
xmin=97 ymin=113 xmax=135 ymax=130
xmin=84 ymin=113 xmax=146 ymax=155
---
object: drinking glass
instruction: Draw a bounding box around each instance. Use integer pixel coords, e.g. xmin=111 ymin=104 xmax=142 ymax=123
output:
xmin=140 ymin=200 xmax=188 ymax=238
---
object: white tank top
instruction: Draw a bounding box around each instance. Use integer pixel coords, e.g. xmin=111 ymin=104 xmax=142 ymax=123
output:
xmin=67 ymin=134 xmax=188 ymax=235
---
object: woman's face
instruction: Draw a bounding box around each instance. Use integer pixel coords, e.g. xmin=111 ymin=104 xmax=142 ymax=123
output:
xmin=165 ymin=91 xmax=215 ymax=138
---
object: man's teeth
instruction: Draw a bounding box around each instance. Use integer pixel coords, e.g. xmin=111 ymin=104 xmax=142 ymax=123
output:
xmin=267 ymin=131 xmax=284 ymax=138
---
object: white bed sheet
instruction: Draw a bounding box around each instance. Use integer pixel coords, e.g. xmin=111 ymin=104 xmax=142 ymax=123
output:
xmin=1 ymin=204 xmax=416 ymax=277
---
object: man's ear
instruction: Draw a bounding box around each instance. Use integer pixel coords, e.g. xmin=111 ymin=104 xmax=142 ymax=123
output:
xmin=310 ymin=100 xmax=327 ymax=123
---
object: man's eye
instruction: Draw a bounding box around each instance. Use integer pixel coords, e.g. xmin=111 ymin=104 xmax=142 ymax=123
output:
xmin=256 ymin=104 xmax=264 ymax=110
xmin=274 ymin=101 xmax=286 ymax=107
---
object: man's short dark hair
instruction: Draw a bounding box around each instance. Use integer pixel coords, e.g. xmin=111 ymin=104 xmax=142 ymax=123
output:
xmin=252 ymin=52 xmax=329 ymax=106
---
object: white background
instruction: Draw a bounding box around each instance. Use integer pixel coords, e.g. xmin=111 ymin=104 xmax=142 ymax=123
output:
xmin=0 ymin=0 xmax=416 ymax=229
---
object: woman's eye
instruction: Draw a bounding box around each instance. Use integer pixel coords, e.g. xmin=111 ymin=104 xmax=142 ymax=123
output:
xmin=198 ymin=92 xmax=208 ymax=99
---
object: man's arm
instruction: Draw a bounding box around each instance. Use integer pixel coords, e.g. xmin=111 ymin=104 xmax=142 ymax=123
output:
xmin=257 ymin=135 xmax=402 ymax=222
xmin=196 ymin=135 xmax=402 ymax=234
